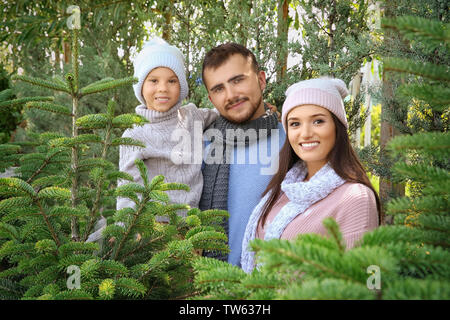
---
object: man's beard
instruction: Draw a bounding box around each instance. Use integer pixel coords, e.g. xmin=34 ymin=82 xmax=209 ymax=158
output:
xmin=224 ymin=94 xmax=263 ymax=124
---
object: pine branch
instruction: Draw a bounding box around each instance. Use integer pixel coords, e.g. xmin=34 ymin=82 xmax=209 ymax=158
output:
xmin=112 ymin=195 xmax=149 ymax=261
xmin=0 ymin=96 xmax=54 ymax=108
xmin=391 ymin=163 xmax=449 ymax=184
xmin=57 ymin=242 xmax=98 ymax=258
xmin=0 ymin=177 xmax=36 ymax=198
xmin=31 ymin=175 xmax=67 ymax=189
xmin=0 ymin=88 xmax=13 ymax=101
xmin=79 ymin=76 xmax=137 ymax=97
xmin=75 ymin=114 xmax=109 ymax=130
xmin=398 ymin=83 xmax=450 ymax=110
xmin=25 ymin=102 xmax=73 ymax=116
xmin=322 ymin=217 xmax=346 ymax=254
xmin=251 ymin=239 xmax=358 ymax=283
xmin=83 ymin=117 xmax=114 ymax=241
xmin=49 ymin=134 xmax=103 ymax=148
xmin=109 ymin=137 xmax=146 ymax=148
xmin=26 ymin=147 xmax=69 ymax=184
xmin=382 ymin=16 xmax=449 ymax=50
xmin=80 ymin=77 xmax=114 ymax=91
xmin=111 ymin=114 xmax=148 ymax=128
xmin=384 ymin=57 xmax=450 ymax=82
xmin=34 ymin=199 xmax=61 ymax=247
xmin=388 ymin=131 xmax=450 ymax=159
xmin=47 ymin=206 xmax=88 ymax=218
xmin=0 ymin=222 xmax=20 ymax=241
xmin=11 ymin=75 xmax=70 ymax=93
xmin=384 ymin=279 xmax=450 ymax=299
xmin=0 ymin=278 xmax=25 ymax=299
xmin=0 ymin=197 xmax=33 ymax=214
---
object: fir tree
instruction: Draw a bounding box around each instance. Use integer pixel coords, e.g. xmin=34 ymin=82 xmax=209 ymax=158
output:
xmin=192 ymin=15 xmax=450 ymax=300
xmin=0 ymin=12 xmax=228 ymax=300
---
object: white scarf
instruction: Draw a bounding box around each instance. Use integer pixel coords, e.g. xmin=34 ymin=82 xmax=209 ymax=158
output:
xmin=241 ymin=161 xmax=346 ymax=273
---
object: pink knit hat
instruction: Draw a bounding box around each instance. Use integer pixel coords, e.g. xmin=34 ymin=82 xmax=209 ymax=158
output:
xmin=281 ymin=77 xmax=349 ymax=131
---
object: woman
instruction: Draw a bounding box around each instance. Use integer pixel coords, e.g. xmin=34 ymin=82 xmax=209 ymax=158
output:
xmin=241 ymin=77 xmax=380 ymax=273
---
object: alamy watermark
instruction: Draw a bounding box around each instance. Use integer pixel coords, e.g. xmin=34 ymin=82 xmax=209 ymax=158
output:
xmin=66 ymin=5 xmax=81 ymax=30
xmin=170 ymin=121 xmax=281 ymax=175
xmin=366 ymin=265 xmax=381 ymax=290
xmin=67 ymin=265 xmax=81 ymax=290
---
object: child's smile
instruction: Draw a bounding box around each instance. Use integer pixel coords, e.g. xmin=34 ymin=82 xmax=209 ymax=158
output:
xmin=142 ymin=67 xmax=180 ymax=112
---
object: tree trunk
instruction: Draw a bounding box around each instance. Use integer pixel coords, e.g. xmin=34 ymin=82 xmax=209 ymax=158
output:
xmin=379 ymin=1 xmax=405 ymax=225
xmin=162 ymin=0 xmax=174 ymax=41
xmin=328 ymin=0 xmax=336 ymax=75
xmin=276 ymin=0 xmax=289 ymax=81
xmin=350 ymin=72 xmax=362 ymax=146
xmin=239 ymin=1 xmax=253 ymax=47
xmin=63 ymin=39 xmax=70 ymax=64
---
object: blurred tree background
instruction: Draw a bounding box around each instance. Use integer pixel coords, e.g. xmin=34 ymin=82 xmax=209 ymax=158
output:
xmin=0 ymin=0 xmax=449 ymax=301
xmin=1 ymin=0 xmax=378 ymax=128
xmin=0 ymin=0 xmax=448 ymax=220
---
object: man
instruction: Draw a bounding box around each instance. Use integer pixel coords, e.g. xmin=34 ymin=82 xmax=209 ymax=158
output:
xmin=199 ymin=43 xmax=286 ymax=266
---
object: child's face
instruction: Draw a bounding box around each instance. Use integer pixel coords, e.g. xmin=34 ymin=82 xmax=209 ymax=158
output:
xmin=142 ymin=67 xmax=180 ymax=112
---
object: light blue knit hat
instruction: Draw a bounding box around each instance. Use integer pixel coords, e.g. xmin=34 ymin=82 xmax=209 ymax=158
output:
xmin=133 ymin=37 xmax=188 ymax=106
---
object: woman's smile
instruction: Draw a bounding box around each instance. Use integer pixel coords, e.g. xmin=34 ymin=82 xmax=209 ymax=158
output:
xmin=299 ymin=141 xmax=320 ymax=150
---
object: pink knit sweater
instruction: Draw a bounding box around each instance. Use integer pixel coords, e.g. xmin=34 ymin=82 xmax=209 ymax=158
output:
xmin=256 ymin=182 xmax=379 ymax=249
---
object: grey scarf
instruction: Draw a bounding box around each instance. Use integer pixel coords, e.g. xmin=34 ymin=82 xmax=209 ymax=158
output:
xmin=199 ymin=104 xmax=279 ymax=261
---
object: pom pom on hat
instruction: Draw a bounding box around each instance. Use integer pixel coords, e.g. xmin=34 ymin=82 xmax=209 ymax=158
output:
xmin=133 ymin=37 xmax=188 ymax=106
xmin=281 ymin=77 xmax=349 ymax=131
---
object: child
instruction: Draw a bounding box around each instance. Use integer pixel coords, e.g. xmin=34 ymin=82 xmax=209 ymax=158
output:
xmin=241 ymin=77 xmax=380 ymax=272
xmin=116 ymin=37 xmax=218 ymax=218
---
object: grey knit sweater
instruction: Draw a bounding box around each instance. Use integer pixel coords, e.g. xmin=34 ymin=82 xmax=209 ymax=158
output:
xmin=117 ymin=103 xmax=218 ymax=217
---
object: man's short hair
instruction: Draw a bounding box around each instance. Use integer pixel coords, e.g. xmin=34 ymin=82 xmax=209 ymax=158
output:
xmin=202 ymin=43 xmax=260 ymax=87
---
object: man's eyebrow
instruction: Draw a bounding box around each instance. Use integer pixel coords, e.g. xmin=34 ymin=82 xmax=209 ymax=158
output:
xmin=209 ymin=74 xmax=246 ymax=92
xmin=227 ymin=74 xmax=245 ymax=83
xmin=209 ymin=83 xmax=224 ymax=92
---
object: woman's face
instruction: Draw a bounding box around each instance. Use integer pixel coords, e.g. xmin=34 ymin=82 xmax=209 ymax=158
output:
xmin=286 ymin=104 xmax=336 ymax=173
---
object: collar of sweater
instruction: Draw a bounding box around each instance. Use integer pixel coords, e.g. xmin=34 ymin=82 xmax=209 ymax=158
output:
xmin=267 ymin=161 xmax=346 ymax=240
xmin=135 ymin=102 xmax=182 ymax=124
xmin=240 ymin=161 xmax=346 ymax=273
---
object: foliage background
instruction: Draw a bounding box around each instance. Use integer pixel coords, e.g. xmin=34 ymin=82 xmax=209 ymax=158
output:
xmin=0 ymin=0 xmax=448 ymax=300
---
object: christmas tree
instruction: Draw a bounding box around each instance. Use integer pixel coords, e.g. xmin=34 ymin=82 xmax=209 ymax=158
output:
xmin=192 ymin=15 xmax=450 ymax=300
xmin=0 ymin=9 xmax=228 ymax=300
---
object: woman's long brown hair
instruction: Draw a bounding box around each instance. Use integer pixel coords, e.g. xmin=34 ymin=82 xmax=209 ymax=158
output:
xmin=260 ymin=113 xmax=381 ymax=227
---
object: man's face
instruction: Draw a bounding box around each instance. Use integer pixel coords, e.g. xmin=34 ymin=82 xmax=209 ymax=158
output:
xmin=204 ymin=54 xmax=266 ymax=123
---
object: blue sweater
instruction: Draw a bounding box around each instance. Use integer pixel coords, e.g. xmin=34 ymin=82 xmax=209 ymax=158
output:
xmin=204 ymin=123 xmax=286 ymax=266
